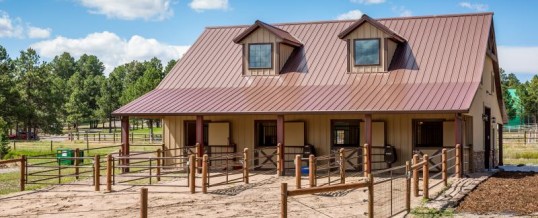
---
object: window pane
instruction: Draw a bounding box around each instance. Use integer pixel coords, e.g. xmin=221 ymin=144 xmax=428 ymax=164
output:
xmin=354 ymin=39 xmax=380 ymax=65
xmin=249 ymin=44 xmax=272 ymax=68
xmin=414 ymin=121 xmax=443 ymax=147
xmin=256 ymin=121 xmax=277 ymax=146
xmin=332 ymin=120 xmax=360 ymax=147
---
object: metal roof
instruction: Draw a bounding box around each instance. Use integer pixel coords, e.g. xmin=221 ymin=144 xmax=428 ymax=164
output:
xmin=114 ymin=12 xmax=495 ymax=116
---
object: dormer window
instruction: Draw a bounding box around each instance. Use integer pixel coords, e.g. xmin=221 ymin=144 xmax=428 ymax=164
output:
xmin=354 ymin=39 xmax=380 ymax=66
xmin=249 ymin=43 xmax=273 ymax=69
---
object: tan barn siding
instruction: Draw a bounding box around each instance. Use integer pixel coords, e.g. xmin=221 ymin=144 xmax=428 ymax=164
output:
xmin=241 ymin=28 xmax=279 ymax=76
xmin=279 ymin=44 xmax=294 ymax=71
xmin=386 ymin=39 xmax=398 ymax=70
xmin=345 ymin=22 xmax=387 ymax=73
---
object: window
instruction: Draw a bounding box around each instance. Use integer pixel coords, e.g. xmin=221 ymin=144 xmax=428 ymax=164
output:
xmin=255 ymin=120 xmax=277 ymax=147
xmin=184 ymin=121 xmax=208 ymax=146
xmin=249 ymin=43 xmax=272 ymax=69
xmin=331 ymin=120 xmax=360 ymax=147
xmin=413 ymin=120 xmax=443 ymax=147
xmin=354 ymin=39 xmax=380 ymax=66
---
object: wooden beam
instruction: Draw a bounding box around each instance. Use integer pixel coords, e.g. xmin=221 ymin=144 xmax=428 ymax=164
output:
xmin=455 ymin=114 xmax=463 ymax=146
xmin=277 ymin=115 xmax=285 ymax=176
xmin=498 ymin=124 xmax=503 ymax=166
xmin=196 ymin=115 xmax=204 ymax=157
xmin=364 ymin=114 xmax=372 ymax=174
xmin=121 ymin=116 xmax=130 ymax=173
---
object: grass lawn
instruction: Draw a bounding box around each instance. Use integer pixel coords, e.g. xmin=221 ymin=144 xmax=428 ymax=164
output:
xmin=503 ymin=143 xmax=538 ymax=165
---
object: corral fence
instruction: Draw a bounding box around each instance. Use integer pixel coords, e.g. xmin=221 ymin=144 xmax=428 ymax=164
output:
xmin=67 ymin=132 xmax=163 ymax=144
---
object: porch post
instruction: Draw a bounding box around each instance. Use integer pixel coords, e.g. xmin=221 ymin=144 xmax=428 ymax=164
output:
xmin=498 ymin=124 xmax=503 ymax=166
xmin=121 ymin=116 xmax=130 ymax=173
xmin=277 ymin=115 xmax=285 ymax=176
xmin=365 ymin=114 xmax=372 ymax=175
xmin=196 ymin=115 xmax=204 ymax=170
xmin=455 ymin=113 xmax=463 ymax=176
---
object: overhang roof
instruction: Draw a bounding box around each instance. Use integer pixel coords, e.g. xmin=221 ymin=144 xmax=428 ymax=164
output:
xmin=338 ymin=14 xmax=406 ymax=43
xmin=233 ymin=20 xmax=303 ymax=47
xmin=114 ymin=12 xmax=497 ymax=116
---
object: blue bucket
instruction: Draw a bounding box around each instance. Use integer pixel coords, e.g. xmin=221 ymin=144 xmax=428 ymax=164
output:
xmin=301 ymin=166 xmax=309 ymax=175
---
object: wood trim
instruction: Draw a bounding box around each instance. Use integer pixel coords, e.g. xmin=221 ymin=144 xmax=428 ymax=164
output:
xmin=242 ymin=44 xmax=246 ymax=75
xmin=347 ymin=39 xmax=351 ymax=72
xmin=247 ymin=43 xmax=274 ymax=70
xmin=353 ymin=38 xmax=382 ymax=67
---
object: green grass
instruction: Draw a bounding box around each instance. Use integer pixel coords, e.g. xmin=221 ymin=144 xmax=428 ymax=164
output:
xmin=411 ymin=207 xmax=454 ymax=217
xmin=130 ymin=127 xmax=163 ymax=134
xmin=503 ymin=143 xmax=538 ymax=165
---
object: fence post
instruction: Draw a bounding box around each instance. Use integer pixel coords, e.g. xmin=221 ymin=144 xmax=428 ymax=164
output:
xmin=50 ymin=140 xmax=53 ymax=152
xmin=455 ymin=144 xmax=461 ymax=179
xmin=368 ymin=174 xmax=374 ymax=218
xmin=276 ymin=143 xmax=282 ymax=177
xmin=140 ymin=188 xmax=148 ymax=218
xmin=86 ymin=140 xmax=89 ymax=154
xmin=422 ymin=154 xmax=429 ymax=200
xmin=74 ymin=148 xmax=80 ymax=180
xmin=339 ymin=148 xmax=345 ymax=184
xmin=442 ymin=148 xmax=448 ymax=187
xmin=156 ymin=149 xmax=161 ymax=182
xmin=131 ymin=132 xmax=134 ymax=143
xmin=309 ymin=155 xmax=316 ymax=188
xmin=281 ymin=183 xmax=288 ymax=218
xmin=196 ymin=143 xmax=201 ymax=174
xmin=363 ymin=144 xmax=369 ymax=177
xmin=243 ymin=148 xmax=249 ymax=184
xmin=98 ymin=132 xmax=101 ymax=142
xmin=113 ymin=131 xmax=116 ymax=143
xmin=20 ymin=155 xmax=26 ymax=191
xmin=405 ymin=161 xmax=411 ymax=213
xmin=106 ymin=154 xmax=112 ymax=192
xmin=202 ymin=154 xmax=208 ymax=194
xmin=13 ymin=140 xmax=15 ymax=150
xmin=94 ymin=155 xmax=100 ymax=192
xmin=189 ymin=155 xmax=195 ymax=194
xmin=412 ymin=154 xmax=419 ymax=197
xmin=295 ymin=155 xmax=301 ymax=189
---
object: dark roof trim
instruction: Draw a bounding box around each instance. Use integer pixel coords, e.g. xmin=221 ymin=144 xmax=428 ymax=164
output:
xmin=233 ymin=20 xmax=303 ymax=47
xmin=338 ymin=14 xmax=406 ymax=43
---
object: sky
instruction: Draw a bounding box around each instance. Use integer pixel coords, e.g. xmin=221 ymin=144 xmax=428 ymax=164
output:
xmin=0 ymin=0 xmax=537 ymax=81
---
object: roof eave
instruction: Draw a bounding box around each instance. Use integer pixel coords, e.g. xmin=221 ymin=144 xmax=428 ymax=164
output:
xmin=338 ymin=15 xmax=406 ymax=43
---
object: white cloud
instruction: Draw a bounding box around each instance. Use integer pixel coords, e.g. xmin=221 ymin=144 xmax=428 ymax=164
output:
xmin=31 ymin=31 xmax=190 ymax=74
xmin=392 ymin=6 xmax=413 ymax=17
xmin=350 ymin=0 xmax=385 ymax=4
xmin=189 ymin=0 xmax=228 ymax=11
xmin=27 ymin=26 xmax=51 ymax=39
xmin=78 ymin=0 xmax=173 ymax=20
xmin=336 ymin=10 xmax=364 ymax=20
xmin=459 ymin=2 xmax=488 ymax=11
xmin=0 ymin=11 xmax=23 ymax=38
xmin=498 ymin=46 xmax=538 ymax=74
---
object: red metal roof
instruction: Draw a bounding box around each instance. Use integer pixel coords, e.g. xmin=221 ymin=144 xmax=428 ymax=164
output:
xmin=233 ymin=20 xmax=303 ymax=47
xmin=114 ymin=12 xmax=495 ymax=116
xmin=338 ymin=14 xmax=406 ymax=43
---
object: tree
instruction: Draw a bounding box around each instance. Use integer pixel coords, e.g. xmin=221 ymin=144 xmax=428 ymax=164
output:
xmin=50 ymin=52 xmax=76 ymax=80
xmin=0 ymin=117 xmax=9 ymax=159
xmin=517 ymin=75 xmax=538 ymax=124
xmin=164 ymin=59 xmax=177 ymax=76
xmin=499 ymin=69 xmax=519 ymax=120
xmin=0 ymin=45 xmax=18 ymax=130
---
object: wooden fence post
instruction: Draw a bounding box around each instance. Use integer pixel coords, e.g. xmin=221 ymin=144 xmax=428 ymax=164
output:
xmin=295 ymin=155 xmax=301 ymax=189
xmin=189 ymin=154 xmax=195 ymax=194
xmin=405 ymin=161 xmax=411 ymax=213
xmin=368 ymin=174 xmax=374 ymax=218
xmin=309 ymin=155 xmax=316 ymax=188
xmin=442 ymin=148 xmax=447 ymax=187
xmin=412 ymin=154 xmax=419 ymax=197
xmin=455 ymin=144 xmax=461 ymax=179
xmin=243 ymin=148 xmax=249 ymax=184
xmin=140 ymin=188 xmax=148 ymax=218
xmin=20 ymin=155 xmax=26 ymax=191
xmin=363 ymin=144 xmax=369 ymax=177
xmin=422 ymin=154 xmax=429 ymax=200
xmin=276 ymin=143 xmax=282 ymax=177
xmin=98 ymin=132 xmax=101 ymax=142
xmin=74 ymin=148 xmax=80 ymax=180
xmin=106 ymin=154 xmax=112 ymax=192
xmin=339 ymin=148 xmax=345 ymax=184
xmin=281 ymin=183 xmax=288 ymax=218
xmin=94 ymin=155 xmax=100 ymax=192
xmin=202 ymin=154 xmax=208 ymax=194
xmin=156 ymin=149 xmax=161 ymax=182
xmin=195 ymin=143 xmax=201 ymax=174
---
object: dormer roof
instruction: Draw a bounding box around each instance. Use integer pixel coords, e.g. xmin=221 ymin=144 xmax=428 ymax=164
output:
xmin=338 ymin=14 xmax=406 ymax=43
xmin=233 ymin=20 xmax=303 ymax=47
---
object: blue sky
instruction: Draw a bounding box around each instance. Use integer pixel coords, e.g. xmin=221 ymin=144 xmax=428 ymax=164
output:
xmin=0 ymin=0 xmax=537 ymax=80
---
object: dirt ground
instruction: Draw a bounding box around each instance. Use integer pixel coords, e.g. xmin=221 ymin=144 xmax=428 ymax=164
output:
xmin=456 ymin=172 xmax=538 ymax=216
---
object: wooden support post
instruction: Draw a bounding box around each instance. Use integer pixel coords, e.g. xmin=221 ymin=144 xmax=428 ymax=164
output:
xmin=277 ymin=115 xmax=285 ymax=176
xmin=98 ymin=132 xmax=101 ymax=142
xmin=20 ymin=155 xmax=26 ymax=191
xmin=50 ymin=140 xmax=53 ymax=151
xmin=189 ymin=155 xmax=195 ymax=194
xmin=405 ymin=161 xmax=411 ymax=213
xmin=363 ymin=144 xmax=370 ymax=177
xmin=368 ymin=174 xmax=374 ymax=218
xmin=277 ymin=143 xmax=282 ymax=177
xmin=455 ymin=144 xmax=461 ymax=178
xmin=309 ymin=155 xmax=316 ymax=187
xmin=423 ymin=154 xmax=429 ymax=200
xmin=121 ymin=116 xmax=130 ymax=173
xmin=295 ymin=155 xmax=301 ymax=189
xmin=94 ymin=155 xmax=100 ymax=192
xmin=442 ymin=148 xmax=448 ymax=187
xmin=196 ymin=115 xmax=204 ymax=171
xmin=74 ymin=148 xmax=80 ymax=180
xmin=106 ymin=154 xmax=112 ymax=192
xmin=281 ymin=183 xmax=288 ymax=218
xmin=195 ymin=143 xmax=201 ymax=174
xmin=499 ymin=124 xmax=503 ymax=166
xmin=243 ymin=148 xmax=249 ymax=184
xmin=365 ymin=114 xmax=373 ymax=175
xmin=339 ymin=148 xmax=345 ymax=184
xmin=202 ymin=154 xmax=208 ymax=194
xmin=413 ymin=154 xmax=419 ymax=197
xmin=140 ymin=188 xmax=148 ymax=218
xmin=156 ymin=149 xmax=161 ymax=182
